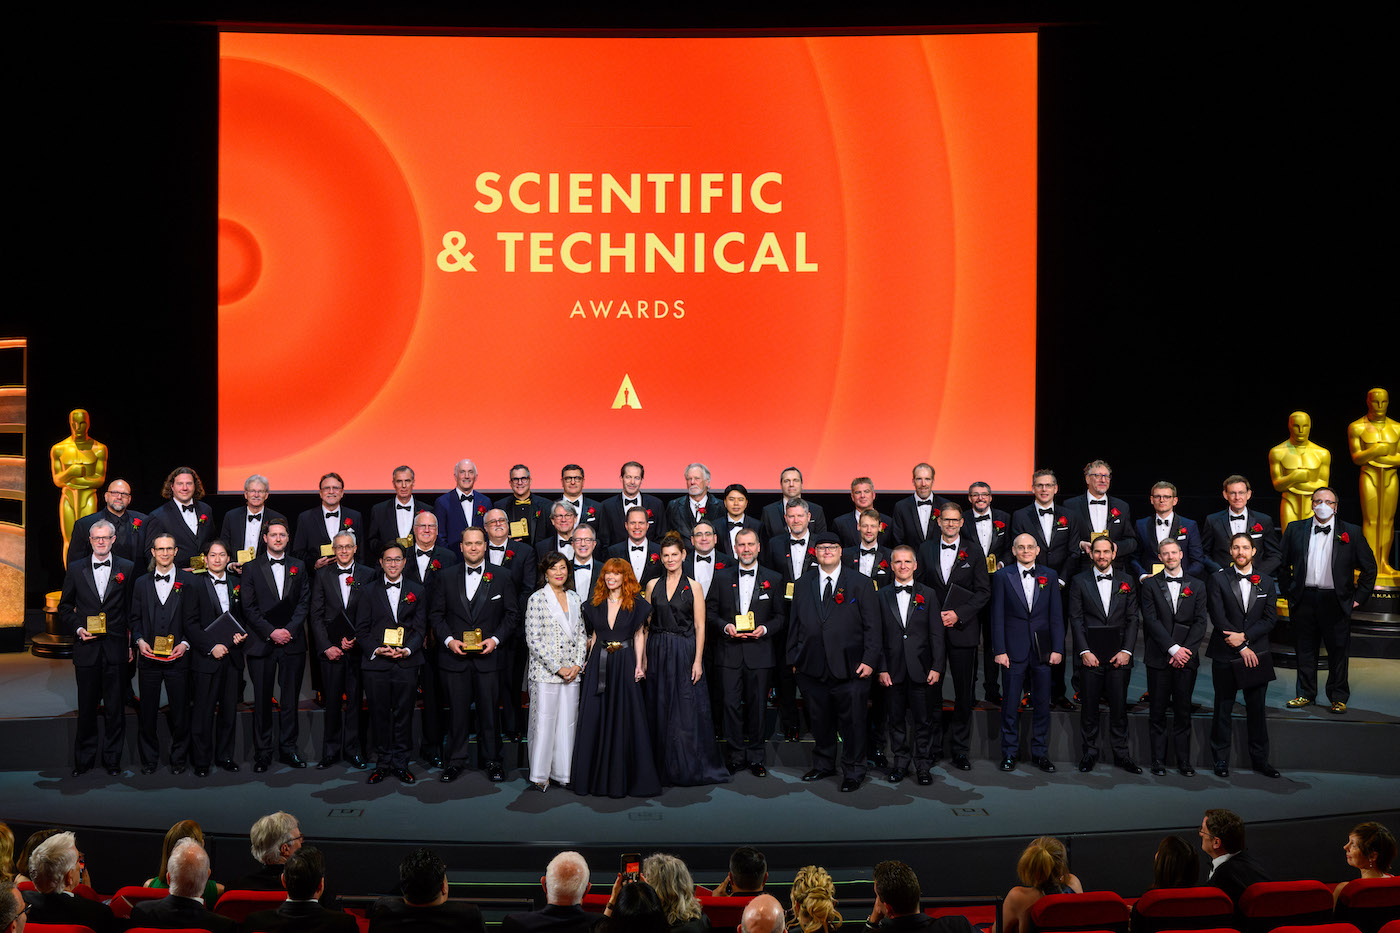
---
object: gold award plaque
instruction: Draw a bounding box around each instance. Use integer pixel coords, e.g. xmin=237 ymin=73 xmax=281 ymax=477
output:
xmin=153 ymin=634 xmax=175 ymax=656
xmin=383 ymin=626 xmax=405 ymax=647
xmin=397 ymin=536 xmax=413 ymax=548
xmin=462 ymin=628 xmax=483 ymax=651
xmin=189 ymin=553 xmax=207 ymax=573
xmin=987 ymin=554 xmax=998 ymax=573
xmin=510 ymin=518 xmax=529 ymax=539
xmin=237 ymin=547 xmax=256 ymax=564
xmin=785 ymin=582 xmax=794 ymax=600
xmin=320 ymin=543 xmax=336 ymax=558
xmin=86 ymin=612 xmax=107 ymax=635
xmin=735 ymin=611 xmax=756 ymax=633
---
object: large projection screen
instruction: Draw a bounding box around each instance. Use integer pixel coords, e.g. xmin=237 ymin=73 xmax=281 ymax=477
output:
xmin=217 ymin=32 xmax=1037 ymax=493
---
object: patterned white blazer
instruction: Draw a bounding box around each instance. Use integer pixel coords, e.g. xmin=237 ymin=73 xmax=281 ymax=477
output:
xmin=524 ymin=586 xmax=586 ymax=684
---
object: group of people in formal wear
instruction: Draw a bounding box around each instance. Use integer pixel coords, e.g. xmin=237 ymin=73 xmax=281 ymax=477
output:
xmin=55 ymin=454 xmax=1377 ymax=791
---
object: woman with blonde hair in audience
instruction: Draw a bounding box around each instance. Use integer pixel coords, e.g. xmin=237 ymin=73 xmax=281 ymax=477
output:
xmin=1334 ymin=820 xmax=1396 ymax=904
xmin=996 ymin=837 xmax=1082 ymax=933
xmin=143 ymin=820 xmax=223 ymax=903
xmin=642 ymin=854 xmax=710 ymax=933
xmin=789 ymin=865 xmax=842 ymax=933
xmin=0 ymin=822 xmax=14 ymax=883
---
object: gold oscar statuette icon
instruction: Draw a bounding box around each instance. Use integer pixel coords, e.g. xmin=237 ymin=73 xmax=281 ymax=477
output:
xmin=153 ymin=634 xmax=174 ymax=656
xmin=785 ymin=582 xmax=794 ymax=600
xmin=1090 ymin=529 xmax=1110 ymax=542
xmin=86 ymin=612 xmax=107 ymax=635
xmin=383 ymin=626 xmax=405 ymax=647
xmin=986 ymin=554 xmax=998 ymax=574
xmin=396 ymin=536 xmax=412 ymax=548
xmin=1269 ymin=410 xmax=1331 ymax=526
xmin=50 ymin=408 xmax=108 ymax=568
xmin=735 ymin=611 xmax=756 ymax=633
xmin=1349 ymin=387 xmax=1400 ymax=585
xmin=461 ymin=628 xmax=483 ymax=651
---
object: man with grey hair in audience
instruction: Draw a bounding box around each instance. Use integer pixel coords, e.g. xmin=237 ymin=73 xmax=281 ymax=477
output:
xmin=232 ymin=811 xmax=304 ymax=890
xmin=740 ymin=896 xmax=786 ymax=933
xmin=130 ymin=838 xmax=237 ymax=932
xmin=501 ymin=851 xmax=592 ymax=933
xmin=22 ymin=832 xmax=118 ymax=933
xmin=2 ymin=883 xmax=28 ymax=933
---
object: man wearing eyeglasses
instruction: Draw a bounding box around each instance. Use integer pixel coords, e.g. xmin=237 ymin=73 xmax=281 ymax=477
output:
xmin=220 ymin=473 xmax=286 ymax=573
xmin=484 ymin=508 xmax=535 ymax=744
xmin=67 ymin=478 xmax=146 ymax=565
xmin=505 ymin=464 xmax=551 ymax=543
xmin=293 ymin=472 xmax=364 ymax=574
xmin=552 ymin=464 xmax=604 ymax=545
xmin=1 ymin=880 xmax=28 ymax=933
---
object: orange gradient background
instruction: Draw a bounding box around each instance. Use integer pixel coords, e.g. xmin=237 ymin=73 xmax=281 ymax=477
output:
xmin=218 ymin=32 xmax=1036 ymax=493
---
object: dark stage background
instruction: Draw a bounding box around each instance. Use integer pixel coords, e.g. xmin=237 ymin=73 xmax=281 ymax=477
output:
xmin=14 ymin=5 xmax=1395 ymax=610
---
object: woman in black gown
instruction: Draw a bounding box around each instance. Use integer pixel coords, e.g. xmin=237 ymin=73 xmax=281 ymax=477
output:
xmin=573 ymin=558 xmax=661 ymax=798
xmin=642 ymin=532 xmax=730 ymax=786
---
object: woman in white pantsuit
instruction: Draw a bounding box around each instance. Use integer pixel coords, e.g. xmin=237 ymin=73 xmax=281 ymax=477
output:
xmin=524 ymin=550 xmax=587 ymax=790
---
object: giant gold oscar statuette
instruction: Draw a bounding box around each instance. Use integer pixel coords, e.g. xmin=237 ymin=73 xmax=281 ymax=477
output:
xmin=1349 ymin=387 xmax=1400 ymax=586
xmin=49 ymin=408 xmax=107 ymax=567
xmin=1268 ymin=410 xmax=1331 ymax=527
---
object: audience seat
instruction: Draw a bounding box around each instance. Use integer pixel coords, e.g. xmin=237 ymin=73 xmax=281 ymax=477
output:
xmin=129 ymin=928 xmax=216 ymax=933
xmin=1130 ymin=886 xmax=1236 ymax=932
xmin=25 ymin=924 xmax=97 ymax=933
xmin=108 ymin=886 xmax=171 ymax=919
xmin=1270 ymin=925 xmax=1363 ymax=933
xmin=1335 ymin=877 xmax=1400 ymax=933
xmin=1024 ymin=891 xmax=1130 ymax=933
xmin=213 ymin=889 xmax=287 ymax=922
xmin=697 ymin=895 xmax=752 ymax=928
xmin=581 ymin=893 xmax=611 ymax=914
xmin=1238 ymin=880 xmax=1334 ymax=933
xmin=1378 ymin=921 xmax=1400 ymax=933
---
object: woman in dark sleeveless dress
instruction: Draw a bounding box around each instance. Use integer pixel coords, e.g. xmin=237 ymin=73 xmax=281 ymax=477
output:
xmin=641 ymin=532 xmax=729 ymax=787
xmin=996 ymin=836 xmax=1082 ymax=933
xmin=573 ymin=558 xmax=661 ymax=798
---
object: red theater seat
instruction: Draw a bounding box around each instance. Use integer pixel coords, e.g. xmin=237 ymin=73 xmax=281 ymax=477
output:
xmin=1024 ymin=891 xmax=1130 ymax=933
xmin=1130 ymin=886 xmax=1236 ymax=932
xmin=698 ymin=896 xmax=753 ymax=928
xmin=1336 ymin=877 xmax=1400 ymax=933
xmin=25 ymin=925 xmax=97 ymax=933
xmin=1238 ymin=880 xmax=1333 ymax=933
xmin=129 ymin=928 xmax=216 ymax=933
xmin=213 ymin=890 xmax=288 ymax=923
xmin=108 ymin=886 xmax=170 ymax=919
xmin=1270 ymin=925 xmax=1363 ymax=933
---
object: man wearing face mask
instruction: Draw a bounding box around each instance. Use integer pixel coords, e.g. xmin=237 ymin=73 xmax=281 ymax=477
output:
xmin=1279 ymin=488 xmax=1377 ymax=714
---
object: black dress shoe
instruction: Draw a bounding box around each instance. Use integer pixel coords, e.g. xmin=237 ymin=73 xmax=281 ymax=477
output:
xmin=1077 ymin=754 xmax=1096 ymax=773
xmin=278 ymin=752 xmax=308 ymax=768
xmin=344 ymin=755 xmax=368 ymax=770
xmin=1053 ymin=696 xmax=1079 ymax=712
xmin=726 ymin=761 xmax=744 ymax=775
xmin=1178 ymin=765 xmax=1196 ymax=777
xmin=916 ymin=771 xmax=933 ymax=786
xmin=749 ymin=763 xmax=767 ymax=777
xmin=316 ymin=757 xmax=336 ymax=770
xmin=870 ymin=752 xmax=889 ymax=769
xmin=218 ymin=759 xmax=240 ymax=773
xmin=1213 ymin=760 xmax=1230 ymax=777
xmin=1252 ymin=762 xmax=1281 ymax=778
xmin=951 ymin=754 xmax=972 ymax=771
xmin=141 ymin=764 xmax=157 ymax=775
xmin=194 ymin=766 xmax=210 ymax=777
xmin=171 ymin=764 xmax=187 ymax=775
xmin=1036 ymin=756 xmax=1056 ymax=773
xmin=368 ymin=768 xmax=389 ymax=784
xmin=839 ymin=778 xmax=861 ymax=792
xmin=1150 ymin=761 xmax=1167 ymax=776
xmin=441 ymin=765 xmax=464 ymax=782
xmin=427 ymin=755 xmax=444 ymax=769
xmin=487 ymin=763 xmax=506 ymax=782
xmin=72 ymin=765 xmax=92 ymax=777
xmin=253 ymin=758 xmax=270 ymax=773
xmin=985 ymin=693 xmax=1003 ymax=706
xmin=395 ymin=768 xmax=416 ymax=784
xmin=999 ymin=757 xmax=1016 ymax=772
xmin=802 ymin=768 xmax=836 ymax=782
xmin=887 ymin=768 xmax=906 ymax=783
xmin=1115 ymin=757 xmax=1143 ymax=775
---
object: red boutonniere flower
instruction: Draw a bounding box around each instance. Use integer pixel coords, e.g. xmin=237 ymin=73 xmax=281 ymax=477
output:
xmin=879 ymin=559 xmax=890 ymax=569
xmin=993 ymin=519 xmax=1006 ymax=530
xmin=131 ymin=517 xmax=142 ymax=530
xmin=289 ymin=566 xmax=299 ymax=577
xmin=1056 ymin=516 xmax=1068 ymax=528
xmin=1118 ymin=582 xmax=1131 ymax=594
xmin=483 ymin=572 xmax=493 ymax=583
xmin=1249 ymin=574 xmax=1260 ymax=585
xmin=932 ymin=508 xmax=941 ymax=518
xmin=1176 ymin=528 xmax=1187 ymax=539
xmin=697 ymin=506 xmax=706 ymax=516
xmin=833 ymin=590 xmax=845 ymax=605
xmin=346 ymin=576 xmax=360 ymax=587
xmin=760 ymin=579 xmax=772 ymax=590
xmin=880 ymin=521 xmax=889 ymax=532
xmin=404 ymin=592 xmax=417 ymax=604
xmin=1181 ymin=586 xmax=1193 ymax=597
xmin=430 ymin=559 xmax=442 ymax=571
xmin=1037 ymin=575 xmax=1048 ymax=589
xmin=807 ymin=546 xmax=816 ymax=557
xmin=681 ymin=584 xmax=691 ymax=595
xmin=172 ymin=581 xmax=184 ymax=591
xmin=914 ymin=594 xmax=925 ymax=608
xmin=587 ymin=506 xmax=596 ymax=517
xmin=197 ymin=513 xmax=208 ymax=524
xmin=1339 ymin=531 xmax=1349 ymax=544
xmin=1110 ymin=507 xmax=1121 ymax=518
xmin=648 ymin=553 xmax=659 ymax=564
xmin=716 ymin=560 xmax=727 ymax=570
xmin=114 ymin=572 xmax=125 ymax=583
xmin=957 ymin=550 xmax=968 ymax=562
xmin=646 ymin=508 xmax=653 ymax=518
xmin=1251 ymin=522 xmax=1263 ymax=533
xmin=504 ymin=549 xmax=515 ymax=561
xmin=231 ymin=584 xmax=240 ymax=598
xmin=477 ymin=505 xmax=486 ymax=516
xmin=343 ymin=518 xmax=353 ymax=527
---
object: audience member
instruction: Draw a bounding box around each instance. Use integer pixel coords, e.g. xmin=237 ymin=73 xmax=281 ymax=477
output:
xmin=598 ymin=881 xmax=668 ymax=933
xmin=501 ymin=851 xmax=592 ymax=933
xmin=1151 ymin=835 xmax=1198 ymax=889
xmin=995 ymin=837 xmax=1082 ymax=933
xmin=21 ymin=832 xmax=119 ymax=933
xmin=233 ymin=812 xmax=304 ymax=890
xmin=144 ymin=820 xmax=224 ymax=904
xmin=739 ymin=896 xmax=785 ymax=933
xmin=129 ymin=838 xmax=236 ymax=932
xmin=642 ymin=855 xmax=709 ymax=933
xmin=242 ymin=847 xmax=357 ymax=933
xmin=14 ymin=830 xmax=61 ymax=888
xmin=866 ymin=861 xmax=972 ymax=933
xmin=367 ymin=848 xmax=485 ymax=933
xmin=712 ymin=847 xmax=767 ymax=898
xmin=789 ymin=866 xmax=842 ymax=933
xmin=1 ymin=883 xmax=26 ymax=933
xmin=0 ymin=825 xmax=13 ymax=885
xmin=1199 ymin=808 xmax=1271 ymax=907
xmin=1334 ymin=820 xmax=1396 ymax=904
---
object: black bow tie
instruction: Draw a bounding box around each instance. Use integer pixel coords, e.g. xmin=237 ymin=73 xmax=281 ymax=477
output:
xmin=941 ymin=543 xmax=957 ymax=550
xmin=1230 ymin=514 xmax=1246 ymax=522
xmin=93 ymin=560 xmax=110 ymax=569
xmin=916 ymin=499 xmax=933 ymax=507
xmin=212 ymin=578 xmax=227 ymax=585
xmin=1039 ymin=508 xmax=1055 ymax=516
xmin=1090 ymin=500 xmax=1107 ymax=507
xmin=325 ymin=512 xmax=338 ymax=519
xmin=729 ymin=522 xmax=743 ymax=530
xmin=974 ymin=514 xmax=991 ymax=522
xmin=181 ymin=504 xmax=195 ymax=513
xmin=895 ymin=585 xmax=913 ymax=594
xmin=489 ymin=544 xmax=504 ymax=551
xmin=1023 ymin=570 xmax=1035 ymax=578
xmin=459 ymin=493 xmax=472 ymax=502
xmin=559 ymin=540 xmax=571 ymax=549
xmin=155 ymin=574 xmax=170 ymax=583
xmin=631 ymin=545 xmax=645 ymax=551
xmin=792 ymin=539 xmax=806 ymax=548
xmin=386 ymin=581 xmax=400 ymax=588
xmin=572 ymin=563 xmax=589 ymax=572
xmin=1097 ymin=574 xmax=1113 ymax=582
xmin=339 ymin=567 xmax=354 ymax=575
xmin=696 ymin=555 xmax=711 ymax=563
xmin=739 ymin=569 xmax=756 ymax=577
xmin=417 ymin=549 xmax=431 ymax=558
xmin=625 ymin=499 xmax=638 ymax=507
xmin=1157 ymin=518 xmax=1170 ymax=526
xmin=1165 ymin=575 xmax=1182 ymax=582
xmin=1235 ymin=572 xmax=1253 ymax=582
xmin=397 ymin=503 xmax=412 ymax=511
xmin=861 ymin=548 xmax=875 ymax=556
xmin=466 ymin=566 xmax=482 ymax=575
xmin=268 ymin=557 xmax=285 ymax=566
xmin=248 ymin=513 xmax=261 ymax=522
xmin=1314 ymin=525 xmax=1331 ymax=535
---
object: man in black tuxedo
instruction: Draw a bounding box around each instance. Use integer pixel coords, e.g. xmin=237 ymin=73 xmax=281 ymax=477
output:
xmin=58 ymin=519 xmax=133 ymax=775
xmin=368 ymin=849 xmax=485 ymax=933
xmin=1206 ymin=533 xmax=1279 ymax=778
xmin=232 ymin=812 xmax=305 ymax=891
xmin=1200 ymin=809 xmax=1272 ymax=908
xmin=606 ymin=506 xmax=664 ymax=587
xmin=368 ymin=464 xmax=430 ymax=558
xmin=991 ymin=534 xmax=1064 ymax=772
xmin=220 ymin=473 xmax=287 ymax=573
xmin=292 ymin=472 xmax=364 ymax=575
xmin=435 ymin=459 xmax=493 ymax=551
xmin=67 ymin=478 xmax=146 ymax=565
xmin=130 ymin=839 xmax=236 ymax=933
xmin=1063 ymin=459 xmax=1138 ymax=569
xmin=917 ymin=504 xmax=990 ymax=772
xmin=865 ymin=861 xmax=952 ymax=933
xmin=1010 ymin=469 xmax=1086 ymax=711
xmin=1068 ymin=537 xmax=1142 ymax=774
xmin=963 ymin=482 xmax=1012 ymax=704
xmin=766 ymin=498 xmax=818 ymax=741
xmin=666 ymin=462 xmax=724 ymax=539
xmin=1279 ymin=486 xmax=1377 ymax=713
xmin=131 ymin=533 xmax=195 ymax=774
xmin=877 ymin=546 xmax=942 ymax=784
xmin=1202 ymin=474 xmax=1282 ymax=576
xmin=144 ymin=466 xmax=217 ymax=569
xmin=834 ymin=476 xmax=892 ymax=548
xmin=845 ymin=509 xmax=895 ymax=589
xmin=683 ymin=520 xmax=733 ymax=592
xmin=707 ymin=528 xmax=786 ymax=775
xmin=787 ymin=532 xmax=880 ymax=791
xmin=1140 ymin=538 xmax=1208 ymax=776
xmin=242 ymin=518 xmax=313 ymax=771
xmin=501 ymin=852 xmax=593 ymax=933
xmin=2 ymin=883 xmax=25 ymax=933
xmin=761 ymin=467 xmax=829 ymax=542
xmin=242 ymin=848 xmax=357 ymax=933
xmin=403 ymin=511 xmax=459 ymax=766
xmin=355 ymin=543 xmax=426 ymax=784
xmin=599 ymin=461 xmax=665 ymax=546
xmin=891 ymin=463 xmax=953 ymax=549
xmin=717 ymin=483 xmax=763 ymax=559
xmin=506 ymin=464 xmax=552 ymax=543
xmin=485 ymin=508 xmax=535 ymax=743
xmin=309 ymin=531 xmax=374 ymax=770
xmin=430 ymin=526 xmax=519 ymax=782
xmin=23 ymin=833 xmax=120 ymax=933
xmin=567 ymin=525 xmax=603 ymax=601
xmin=185 ymin=541 xmax=247 ymax=776
xmin=1130 ymin=481 xmax=1206 ymax=580
xmin=542 ymin=500 xmax=579 ymax=561
xmin=553 ymin=463 xmax=604 ymax=544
